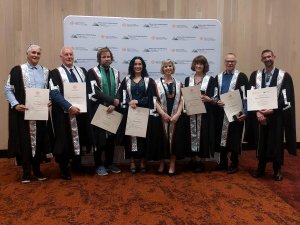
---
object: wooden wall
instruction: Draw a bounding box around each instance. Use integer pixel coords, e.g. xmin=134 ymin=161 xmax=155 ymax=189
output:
xmin=1 ymin=0 xmax=300 ymax=149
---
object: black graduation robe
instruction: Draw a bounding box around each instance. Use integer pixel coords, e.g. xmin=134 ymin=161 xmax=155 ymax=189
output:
xmin=184 ymin=75 xmax=217 ymax=158
xmin=7 ymin=65 xmax=51 ymax=165
xmin=48 ymin=67 xmax=89 ymax=157
xmin=247 ymin=68 xmax=296 ymax=164
xmin=86 ymin=65 xmax=120 ymax=148
xmin=215 ymin=71 xmax=249 ymax=154
xmin=117 ymin=76 xmax=155 ymax=158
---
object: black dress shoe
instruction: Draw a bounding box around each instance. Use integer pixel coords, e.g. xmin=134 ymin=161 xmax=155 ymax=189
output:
xmin=168 ymin=171 xmax=175 ymax=177
xmin=252 ymin=170 xmax=265 ymax=178
xmin=130 ymin=167 xmax=137 ymax=174
xmin=227 ymin=166 xmax=238 ymax=174
xmin=140 ymin=167 xmax=147 ymax=173
xmin=273 ymin=172 xmax=283 ymax=181
xmin=61 ymin=173 xmax=72 ymax=180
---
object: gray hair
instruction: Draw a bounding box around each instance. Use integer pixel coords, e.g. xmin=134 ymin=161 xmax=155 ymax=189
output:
xmin=26 ymin=44 xmax=41 ymax=53
xmin=160 ymin=59 xmax=175 ymax=74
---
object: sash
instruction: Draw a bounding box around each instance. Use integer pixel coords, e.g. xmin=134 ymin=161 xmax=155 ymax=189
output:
xmin=217 ymin=70 xmax=239 ymax=147
xmin=156 ymin=77 xmax=181 ymax=151
xmin=255 ymin=69 xmax=285 ymax=96
xmin=188 ymin=75 xmax=210 ymax=152
xmin=20 ymin=64 xmax=49 ymax=157
xmin=90 ymin=66 xmax=119 ymax=100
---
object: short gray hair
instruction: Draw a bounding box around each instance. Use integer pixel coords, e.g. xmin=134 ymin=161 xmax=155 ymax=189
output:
xmin=26 ymin=44 xmax=41 ymax=53
xmin=160 ymin=59 xmax=175 ymax=74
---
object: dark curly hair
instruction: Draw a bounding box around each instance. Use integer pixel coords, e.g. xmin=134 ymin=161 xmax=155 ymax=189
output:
xmin=128 ymin=56 xmax=149 ymax=78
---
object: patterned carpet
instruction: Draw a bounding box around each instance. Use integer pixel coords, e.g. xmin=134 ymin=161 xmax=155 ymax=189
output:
xmin=0 ymin=150 xmax=299 ymax=225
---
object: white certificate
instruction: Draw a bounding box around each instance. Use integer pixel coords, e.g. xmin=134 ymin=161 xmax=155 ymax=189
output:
xmin=91 ymin=104 xmax=123 ymax=134
xmin=220 ymin=90 xmax=243 ymax=122
xmin=181 ymin=85 xmax=206 ymax=115
xmin=25 ymin=88 xmax=49 ymax=120
xmin=247 ymin=87 xmax=278 ymax=111
xmin=64 ymin=82 xmax=87 ymax=113
xmin=125 ymin=107 xmax=149 ymax=138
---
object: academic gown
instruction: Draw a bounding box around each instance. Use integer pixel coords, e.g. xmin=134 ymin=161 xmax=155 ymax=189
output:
xmin=7 ymin=65 xmax=51 ymax=165
xmin=184 ymin=75 xmax=217 ymax=158
xmin=215 ymin=72 xmax=249 ymax=154
xmin=85 ymin=65 xmax=120 ymax=148
xmin=247 ymin=68 xmax=296 ymax=164
xmin=117 ymin=76 xmax=155 ymax=159
xmin=48 ymin=67 xmax=89 ymax=158
xmin=154 ymin=77 xmax=188 ymax=160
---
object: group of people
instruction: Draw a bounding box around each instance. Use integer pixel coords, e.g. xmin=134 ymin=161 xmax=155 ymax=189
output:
xmin=4 ymin=44 xmax=296 ymax=183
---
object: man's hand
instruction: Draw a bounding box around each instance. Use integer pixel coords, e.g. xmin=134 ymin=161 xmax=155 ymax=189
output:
xmin=217 ymin=100 xmax=225 ymax=107
xmin=15 ymin=104 xmax=28 ymax=112
xmin=107 ymin=105 xmax=115 ymax=113
xmin=68 ymin=106 xmax=80 ymax=115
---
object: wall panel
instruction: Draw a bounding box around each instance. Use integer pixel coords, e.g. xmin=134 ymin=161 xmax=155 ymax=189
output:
xmin=0 ymin=0 xmax=299 ymax=149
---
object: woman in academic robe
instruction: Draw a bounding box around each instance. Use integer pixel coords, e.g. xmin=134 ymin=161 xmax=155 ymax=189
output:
xmin=118 ymin=56 xmax=155 ymax=174
xmin=155 ymin=59 xmax=187 ymax=176
xmin=184 ymin=55 xmax=217 ymax=172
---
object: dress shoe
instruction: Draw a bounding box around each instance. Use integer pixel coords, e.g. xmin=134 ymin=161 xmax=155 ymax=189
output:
xmin=130 ymin=167 xmax=137 ymax=174
xmin=227 ymin=166 xmax=238 ymax=174
xmin=273 ymin=171 xmax=283 ymax=181
xmin=61 ymin=173 xmax=72 ymax=180
xmin=193 ymin=162 xmax=205 ymax=173
xmin=168 ymin=171 xmax=176 ymax=177
xmin=21 ymin=173 xmax=31 ymax=184
xmin=252 ymin=170 xmax=265 ymax=178
xmin=140 ymin=167 xmax=147 ymax=173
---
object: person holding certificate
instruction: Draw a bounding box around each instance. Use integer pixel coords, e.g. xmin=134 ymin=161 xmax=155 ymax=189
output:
xmin=48 ymin=47 xmax=89 ymax=180
xmin=184 ymin=55 xmax=217 ymax=173
xmin=155 ymin=59 xmax=186 ymax=176
xmin=118 ymin=56 xmax=154 ymax=174
xmin=249 ymin=49 xmax=296 ymax=181
xmin=4 ymin=44 xmax=50 ymax=183
xmin=215 ymin=53 xmax=249 ymax=174
xmin=86 ymin=47 xmax=121 ymax=176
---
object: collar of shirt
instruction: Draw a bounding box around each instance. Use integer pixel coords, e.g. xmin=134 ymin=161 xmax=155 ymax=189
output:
xmin=26 ymin=62 xmax=41 ymax=70
xmin=223 ymin=71 xmax=233 ymax=76
xmin=263 ymin=67 xmax=275 ymax=76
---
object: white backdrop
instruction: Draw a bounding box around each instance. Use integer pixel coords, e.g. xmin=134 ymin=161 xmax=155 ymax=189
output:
xmin=64 ymin=16 xmax=222 ymax=81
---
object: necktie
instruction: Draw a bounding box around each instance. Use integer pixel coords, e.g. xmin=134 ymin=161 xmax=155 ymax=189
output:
xmin=266 ymin=74 xmax=271 ymax=83
xmin=69 ymin=69 xmax=78 ymax=82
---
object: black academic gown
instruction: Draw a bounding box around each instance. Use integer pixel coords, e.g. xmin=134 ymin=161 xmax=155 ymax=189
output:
xmin=86 ymin=65 xmax=120 ymax=148
xmin=184 ymin=76 xmax=217 ymax=158
xmin=215 ymin=72 xmax=249 ymax=154
xmin=247 ymin=68 xmax=296 ymax=164
xmin=48 ymin=67 xmax=89 ymax=158
xmin=7 ymin=65 xmax=51 ymax=165
xmin=117 ymin=76 xmax=155 ymax=159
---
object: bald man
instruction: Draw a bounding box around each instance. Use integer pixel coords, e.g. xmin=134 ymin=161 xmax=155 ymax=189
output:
xmin=48 ymin=47 xmax=89 ymax=180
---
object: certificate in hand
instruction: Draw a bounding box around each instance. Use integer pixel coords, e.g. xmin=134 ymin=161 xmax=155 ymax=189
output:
xmin=25 ymin=88 xmax=49 ymax=121
xmin=181 ymin=85 xmax=206 ymax=115
xmin=220 ymin=90 xmax=243 ymax=122
xmin=64 ymin=82 xmax=87 ymax=113
xmin=91 ymin=104 xmax=123 ymax=134
xmin=247 ymin=87 xmax=278 ymax=111
xmin=125 ymin=107 xmax=149 ymax=138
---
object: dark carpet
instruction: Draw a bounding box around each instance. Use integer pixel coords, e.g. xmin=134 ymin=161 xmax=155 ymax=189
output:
xmin=0 ymin=150 xmax=299 ymax=225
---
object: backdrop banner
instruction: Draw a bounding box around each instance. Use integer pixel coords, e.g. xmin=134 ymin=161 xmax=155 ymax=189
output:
xmin=64 ymin=15 xmax=222 ymax=81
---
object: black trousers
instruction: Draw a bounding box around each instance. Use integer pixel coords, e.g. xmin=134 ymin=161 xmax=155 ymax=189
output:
xmin=257 ymin=158 xmax=281 ymax=174
xmin=94 ymin=135 xmax=115 ymax=168
xmin=22 ymin=149 xmax=41 ymax=176
xmin=220 ymin=147 xmax=239 ymax=168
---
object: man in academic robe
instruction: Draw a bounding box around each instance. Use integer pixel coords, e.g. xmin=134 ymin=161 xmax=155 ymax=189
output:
xmin=215 ymin=53 xmax=249 ymax=174
xmin=4 ymin=44 xmax=50 ymax=183
xmin=249 ymin=49 xmax=296 ymax=181
xmin=86 ymin=47 xmax=121 ymax=176
xmin=48 ymin=47 xmax=88 ymax=180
